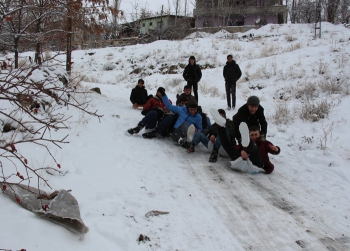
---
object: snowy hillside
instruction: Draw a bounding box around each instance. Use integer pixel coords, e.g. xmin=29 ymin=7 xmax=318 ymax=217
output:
xmin=1 ymin=22 xmax=350 ymax=251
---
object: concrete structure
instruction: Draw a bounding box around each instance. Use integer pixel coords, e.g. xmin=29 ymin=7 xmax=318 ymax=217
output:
xmin=193 ymin=0 xmax=287 ymax=27
xmin=139 ymin=15 xmax=195 ymax=35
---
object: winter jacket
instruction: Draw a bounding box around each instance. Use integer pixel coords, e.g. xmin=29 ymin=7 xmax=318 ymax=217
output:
xmin=130 ymin=85 xmax=148 ymax=105
xmin=142 ymin=95 xmax=164 ymax=112
xmin=176 ymin=93 xmax=196 ymax=105
xmin=162 ymin=95 xmax=202 ymax=131
xmin=232 ymin=104 xmax=267 ymax=141
xmin=223 ymin=60 xmax=242 ymax=83
xmin=182 ymin=59 xmax=202 ymax=84
xmin=235 ymin=140 xmax=280 ymax=174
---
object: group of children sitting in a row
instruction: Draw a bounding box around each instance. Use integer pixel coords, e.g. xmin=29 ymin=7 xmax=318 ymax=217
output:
xmin=128 ymin=80 xmax=280 ymax=174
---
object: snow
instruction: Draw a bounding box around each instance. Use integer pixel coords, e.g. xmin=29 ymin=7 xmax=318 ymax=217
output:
xmin=1 ymin=22 xmax=350 ymax=250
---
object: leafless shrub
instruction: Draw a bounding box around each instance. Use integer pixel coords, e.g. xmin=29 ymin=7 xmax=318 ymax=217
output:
xmin=314 ymin=60 xmax=329 ymax=75
xmin=270 ymin=103 xmax=294 ymax=125
xmin=318 ymin=122 xmax=334 ymax=150
xmin=103 ymin=62 xmax=116 ymax=71
xmin=284 ymin=43 xmax=301 ymax=52
xmin=337 ymin=51 xmax=349 ymax=68
xmin=259 ymin=44 xmax=276 ymax=58
xmin=82 ymin=75 xmax=101 ymax=83
xmin=208 ymin=86 xmax=220 ymax=97
xmin=295 ymin=81 xmax=319 ymax=100
xmin=232 ymin=42 xmax=243 ymax=51
xmin=318 ymin=77 xmax=344 ymax=94
xmin=285 ymin=35 xmax=297 ymax=42
xmin=165 ymin=78 xmax=183 ymax=88
xmin=299 ymin=100 xmax=331 ymax=122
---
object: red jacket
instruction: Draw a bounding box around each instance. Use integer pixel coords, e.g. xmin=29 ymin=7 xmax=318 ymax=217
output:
xmin=256 ymin=140 xmax=280 ymax=174
xmin=142 ymin=96 xmax=164 ymax=111
xmin=235 ymin=140 xmax=280 ymax=174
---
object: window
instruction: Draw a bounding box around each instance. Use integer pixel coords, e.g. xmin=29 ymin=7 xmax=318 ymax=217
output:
xmin=142 ymin=23 xmax=145 ymax=27
xmin=150 ymin=22 xmax=153 ymax=26
xmin=203 ymin=20 xmax=214 ymax=27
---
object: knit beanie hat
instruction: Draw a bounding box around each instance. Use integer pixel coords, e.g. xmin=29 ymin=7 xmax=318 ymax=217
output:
xmin=187 ymin=99 xmax=198 ymax=108
xmin=247 ymin=96 xmax=260 ymax=106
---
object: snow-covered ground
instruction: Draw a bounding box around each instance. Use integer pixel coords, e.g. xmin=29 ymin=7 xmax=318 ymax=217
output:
xmin=1 ymin=22 xmax=350 ymax=250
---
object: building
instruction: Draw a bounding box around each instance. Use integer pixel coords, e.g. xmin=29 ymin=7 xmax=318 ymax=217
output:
xmin=138 ymin=15 xmax=195 ymax=35
xmin=193 ymin=0 xmax=287 ymax=27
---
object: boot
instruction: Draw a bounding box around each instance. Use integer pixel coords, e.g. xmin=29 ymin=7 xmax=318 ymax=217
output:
xmin=127 ymin=125 xmax=143 ymax=135
xmin=209 ymin=147 xmax=219 ymax=163
xmin=142 ymin=130 xmax=157 ymax=139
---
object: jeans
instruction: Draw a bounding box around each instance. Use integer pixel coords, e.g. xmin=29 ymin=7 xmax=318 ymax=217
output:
xmin=192 ymin=132 xmax=222 ymax=149
xmin=138 ymin=110 xmax=157 ymax=129
xmin=156 ymin=114 xmax=177 ymax=136
xmin=172 ymin=122 xmax=189 ymax=143
xmin=225 ymin=82 xmax=236 ymax=107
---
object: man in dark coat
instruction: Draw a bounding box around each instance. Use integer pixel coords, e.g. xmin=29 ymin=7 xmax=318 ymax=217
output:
xmin=176 ymin=85 xmax=196 ymax=105
xmin=182 ymin=56 xmax=202 ymax=102
xmin=130 ymin=79 xmax=150 ymax=109
xmin=223 ymin=54 xmax=242 ymax=110
xmin=232 ymin=96 xmax=267 ymax=143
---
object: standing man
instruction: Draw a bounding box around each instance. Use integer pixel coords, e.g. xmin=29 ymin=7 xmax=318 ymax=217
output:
xmin=182 ymin=56 xmax=202 ymax=102
xmin=223 ymin=54 xmax=242 ymax=110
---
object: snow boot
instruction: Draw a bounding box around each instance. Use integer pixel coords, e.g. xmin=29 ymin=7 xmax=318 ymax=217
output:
xmin=209 ymin=108 xmax=226 ymax=127
xmin=239 ymin=122 xmax=249 ymax=147
xmin=209 ymin=147 xmax=219 ymax=163
xmin=127 ymin=125 xmax=143 ymax=135
xmin=142 ymin=130 xmax=157 ymax=139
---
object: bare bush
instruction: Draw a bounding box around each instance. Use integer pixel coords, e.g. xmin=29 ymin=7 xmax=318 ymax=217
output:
xmin=285 ymin=35 xmax=297 ymax=42
xmin=299 ymin=100 xmax=331 ymax=122
xmin=295 ymin=81 xmax=319 ymax=100
xmin=103 ymin=62 xmax=116 ymax=71
xmin=199 ymin=82 xmax=221 ymax=96
xmin=259 ymin=44 xmax=276 ymax=58
xmin=270 ymin=103 xmax=294 ymax=125
xmin=318 ymin=122 xmax=334 ymax=150
xmin=165 ymin=78 xmax=183 ymax=88
xmin=318 ymin=77 xmax=345 ymax=94
xmin=315 ymin=60 xmax=330 ymax=75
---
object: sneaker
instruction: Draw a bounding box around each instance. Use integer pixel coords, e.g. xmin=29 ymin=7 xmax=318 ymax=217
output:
xmin=187 ymin=125 xmax=195 ymax=142
xmin=227 ymin=106 xmax=231 ymax=110
xmin=232 ymin=106 xmax=235 ymax=110
xmin=178 ymin=137 xmax=187 ymax=147
xmin=209 ymin=147 xmax=219 ymax=163
xmin=127 ymin=126 xmax=142 ymax=135
xmin=209 ymin=108 xmax=226 ymax=127
xmin=239 ymin=122 xmax=250 ymax=147
xmin=142 ymin=131 xmax=157 ymax=139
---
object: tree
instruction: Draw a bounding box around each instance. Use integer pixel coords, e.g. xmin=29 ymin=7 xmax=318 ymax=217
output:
xmin=0 ymin=53 xmax=102 ymax=203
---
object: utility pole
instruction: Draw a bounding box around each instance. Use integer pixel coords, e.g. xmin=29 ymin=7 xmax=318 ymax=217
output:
xmin=315 ymin=0 xmax=321 ymax=39
xmin=159 ymin=5 xmax=163 ymax=40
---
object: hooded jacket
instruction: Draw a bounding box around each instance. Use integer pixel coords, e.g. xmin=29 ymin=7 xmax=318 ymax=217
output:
xmin=223 ymin=60 xmax=242 ymax=83
xmin=162 ymin=95 xmax=202 ymax=131
xmin=182 ymin=58 xmax=202 ymax=83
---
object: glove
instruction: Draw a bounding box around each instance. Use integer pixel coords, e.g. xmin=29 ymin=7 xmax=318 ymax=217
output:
xmin=260 ymin=134 xmax=266 ymax=141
